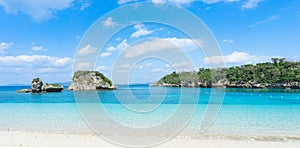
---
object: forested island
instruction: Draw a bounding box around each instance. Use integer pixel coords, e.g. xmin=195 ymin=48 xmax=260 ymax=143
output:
xmin=152 ymin=58 xmax=300 ymax=89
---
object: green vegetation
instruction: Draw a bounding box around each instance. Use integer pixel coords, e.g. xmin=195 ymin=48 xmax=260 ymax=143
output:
xmin=155 ymin=58 xmax=300 ymax=86
xmin=73 ymin=71 xmax=113 ymax=86
xmin=48 ymin=83 xmax=62 ymax=87
xmin=32 ymin=77 xmax=42 ymax=83
xmin=226 ymin=58 xmax=299 ymax=84
xmin=157 ymin=72 xmax=180 ymax=84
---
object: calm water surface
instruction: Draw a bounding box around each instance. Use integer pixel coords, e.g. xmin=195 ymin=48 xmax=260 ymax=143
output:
xmin=0 ymin=85 xmax=300 ymax=140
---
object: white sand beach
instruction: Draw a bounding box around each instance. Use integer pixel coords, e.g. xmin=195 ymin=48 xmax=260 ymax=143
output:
xmin=1 ymin=130 xmax=300 ymax=147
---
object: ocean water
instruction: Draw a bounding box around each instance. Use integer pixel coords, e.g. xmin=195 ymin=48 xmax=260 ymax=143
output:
xmin=0 ymin=85 xmax=300 ymax=141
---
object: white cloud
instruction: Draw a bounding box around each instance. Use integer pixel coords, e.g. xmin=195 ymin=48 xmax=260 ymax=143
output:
xmin=117 ymin=0 xmax=137 ymax=4
xmin=80 ymin=1 xmax=90 ymax=11
xmin=103 ymin=17 xmax=116 ymax=28
xmin=202 ymin=0 xmax=239 ymax=4
xmin=0 ymin=55 xmax=72 ymax=67
xmin=173 ymin=61 xmax=195 ymax=71
xmin=164 ymin=38 xmax=203 ymax=50
xmin=204 ymin=51 xmax=273 ymax=66
xmin=222 ymin=39 xmax=235 ymax=44
xmin=125 ymin=38 xmax=201 ymax=58
xmin=120 ymin=64 xmax=130 ymax=69
xmin=75 ymin=62 xmax=92 ymax=70
xmin=242 ymin=0 xmax=262 ymax=10
xmin=100 ymin=52 xmax=111 ymax=58
xmin=131 ymin=23 xmax=153 ymax=38
xmin=117 ymin=39 xmax=129 ymax=50
xmin=151 ymin=68 xmax=163 ymax=73
xmin=0 ymin=0 xmax=73 ymax=22
xmin=250 ymin=15 xmax=280 ymax=27
xmin=32 ymin=45 xmax=46 ymax=51
xmin=135 ymin=65 xmax=144 ymax=69
xmin=151 ymin=0 xmax=238 ymax=5
xmin=170 ymin=0 xmax=196 ymax=4
xmin=96 ymin=65 xmax=106 ymax=71
xmin=77 ymin=44 xmax=96 ymax=56
xmin=145 ymin=63 xmax=153 ymax=68
xmin=152 ymin=0 xmax=167 ymax=4
xmin=152 ymin=0 xmax=194 ymax=5
xmin=0 ymin=42 xmax=13 ymax=52
xmin=107 ymin=46 xmax=116 ymax=52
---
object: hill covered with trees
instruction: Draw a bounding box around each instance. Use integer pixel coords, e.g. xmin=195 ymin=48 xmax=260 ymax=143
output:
xmin=152 ymin=58 xmax=300 ymax=89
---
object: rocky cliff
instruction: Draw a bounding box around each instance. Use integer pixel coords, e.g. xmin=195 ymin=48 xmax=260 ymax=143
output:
xmin=68 ymin=71 xmax=117 ymax=90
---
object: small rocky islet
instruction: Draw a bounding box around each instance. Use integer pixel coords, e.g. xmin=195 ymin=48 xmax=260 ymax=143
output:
xmin=17 ymin=71 xmax=117 ymax=93
xmin=68 ymin=71 xmax=117 ymax=90
xmin=16 ymin=78 xmax=64 ymax=93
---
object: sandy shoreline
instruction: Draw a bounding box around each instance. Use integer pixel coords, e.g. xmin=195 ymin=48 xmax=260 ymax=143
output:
xmin=1 ymin=130 xmax=300 ymax=147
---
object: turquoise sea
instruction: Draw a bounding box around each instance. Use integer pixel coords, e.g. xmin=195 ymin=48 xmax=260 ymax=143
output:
xmin=0 ymin=85 xmax=300 ymax=141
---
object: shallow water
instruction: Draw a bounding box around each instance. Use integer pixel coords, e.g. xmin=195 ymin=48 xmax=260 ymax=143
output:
xmin=0 ymin=85 xmax=300 ymax=141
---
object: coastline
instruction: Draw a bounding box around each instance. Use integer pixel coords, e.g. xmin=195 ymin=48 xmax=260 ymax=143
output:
xmin=1 ymin=130 xmax=300 ymax=147
xmin=150 ymin=83 xmax=300 ymax=89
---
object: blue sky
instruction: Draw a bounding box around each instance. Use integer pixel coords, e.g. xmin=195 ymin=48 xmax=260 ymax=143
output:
xmin=0 ymin=0 xmax=299 ymax=85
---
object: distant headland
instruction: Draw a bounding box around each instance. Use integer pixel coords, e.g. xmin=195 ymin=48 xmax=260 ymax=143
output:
xmin=151 ymin=58 xmax=300 ymax=89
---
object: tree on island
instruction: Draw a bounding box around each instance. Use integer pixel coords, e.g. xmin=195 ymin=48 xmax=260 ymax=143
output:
xmin=154 ymin=58 xmax=300 ymax=89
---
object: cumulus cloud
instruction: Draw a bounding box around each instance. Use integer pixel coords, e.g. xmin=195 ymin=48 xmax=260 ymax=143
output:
xmin=103 ymin=17 xmax=116 ymax=28
xmin=204 ymin=51 xmax=273 ymax=66
xmin=117 ymin=39 xmax=129 ymax=50
xmin=100 ymin=52 xmax=111 ymax=58
xmin=96 ymin=65 xmax=106 ymax=71
xmin=131 ymin=23 xmax=153 ymax=38
xmin=0 ymin=0 xmax=73 ymax=22
xmin=242 ymin=0 xmax=262 ymax=10
xmin=32 ymin=45 xmax=46 ymax=51
xmin=0 ymin=55 xmax=72 ymax=67
xmin=107 ymin=46 xmax=116 ymax=52
xmin=79 ymin=1 xmax=90 ymax=11
xmin=124 ymin=38 xmax=202 ymax=58
xmin=0 ymin=42 xmax=13 ymax=52
xmin=77 ymin=44 xmax=96 ymax=56
xmin=96 ymin=40 xmax=128 ymax=59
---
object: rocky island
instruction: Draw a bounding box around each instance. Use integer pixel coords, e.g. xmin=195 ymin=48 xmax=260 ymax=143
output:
xmin=152 ymin=58 xmax=300 ymax=89
xmin=17 ymin=78 xmax=64 ymax=93
xmin=68 ymin=71 xmax=117 ymax=90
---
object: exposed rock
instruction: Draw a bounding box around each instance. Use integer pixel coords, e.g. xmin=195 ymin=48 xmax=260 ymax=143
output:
xmin=31 ymin=78 xmax=43 ymax=93
xmin=68 ymin=71 xmax=117 ymax=90
xmin=42 ymin=84 xmax=64 ymax=92
xmin=17 ymin=78 xmax=64 ymax=93
xmin=283 ymin=82 xmax=299 ymax=89
xmin=16 ymin=89 xmax=31 ymax=93
xmin=151 ymin=80 xmax=300 ymax=89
